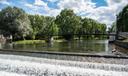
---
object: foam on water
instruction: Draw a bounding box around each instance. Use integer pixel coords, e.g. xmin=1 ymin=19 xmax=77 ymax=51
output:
xmin=0 ymin=54 xmax=127 ymax=76
xmin=0 ymin=71 xmax=27 ymax=76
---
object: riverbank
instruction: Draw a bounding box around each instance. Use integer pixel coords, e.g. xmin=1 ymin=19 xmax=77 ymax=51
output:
xmin=114 ymin=40 xmax=128 ymax=49
xmin=14 ymin=40 xmax=45 ymax=44
xmin=13 ymin=38 xmax=108 ymax=45
xmin=14 ymin=40 xmax=67 ymax=45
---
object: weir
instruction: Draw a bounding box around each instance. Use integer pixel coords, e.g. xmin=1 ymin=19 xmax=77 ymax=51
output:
xmin=0 ymin=49 xmax=128 ymax=64
xmin=0 ymin=53 xmax=127 ymax=76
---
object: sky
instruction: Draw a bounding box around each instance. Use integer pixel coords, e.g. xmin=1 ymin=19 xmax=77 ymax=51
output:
xmin=0 ymin=0 xmax=128 ymax=27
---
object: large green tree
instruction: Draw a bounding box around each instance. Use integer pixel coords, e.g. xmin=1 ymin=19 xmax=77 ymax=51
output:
xmin=29 ymin=15 xmax=58 ymax=41
xmin=28 ymin=15 xmax=45 ymax=39
xmin=117 ymin=5 xmax=128 ymax=32
xmin=40 ymin=16 xmax=58 ymax=42
xmin=79 ymin=18 xmax=106 ymax=39
xmin=0 ymin=6 xmax=32 ymax=40
xmin=55 ymin=9 xmax=81 ymax=40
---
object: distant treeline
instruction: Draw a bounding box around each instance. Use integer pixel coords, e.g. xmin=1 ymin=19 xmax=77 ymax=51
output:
xmin=0 ymin=6 xmax=107 ymax=41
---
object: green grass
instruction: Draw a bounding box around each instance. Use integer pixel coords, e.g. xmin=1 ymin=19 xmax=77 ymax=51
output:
xmin=14 ymin=40 xmax=46 ymax=45
xmin=14 ymin=39 xmax=67 ymax=45
xmin=54 ymin=39 xmax=67 ymax=42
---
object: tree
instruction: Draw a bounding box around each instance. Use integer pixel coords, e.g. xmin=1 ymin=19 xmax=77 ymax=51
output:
xmin=108 ymin=22 xmax=116 ymax=33
xmin=0 ymin=6 xmax=32 ymax=40
xmin=79 ymin=17 xmax=107 ymax=39
xmin=40 ymin=16 xmax=58 ymax=42
xmin=28 ymin=15 xmax=45 ymax=39
xmin=55 ymin=9 xmax=81 ymax=40
xmin=98 ymin=24 xmax=106 ymax=34
xmin=117 ymin=5 xmax=128 ymax=32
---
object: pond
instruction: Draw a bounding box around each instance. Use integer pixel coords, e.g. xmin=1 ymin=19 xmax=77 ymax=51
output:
xmin=0 ymin=40 xmax=128 ymax=56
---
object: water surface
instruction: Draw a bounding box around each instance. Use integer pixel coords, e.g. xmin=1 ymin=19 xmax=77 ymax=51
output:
xmin=1 ymin=40 xmax=128 ymax=55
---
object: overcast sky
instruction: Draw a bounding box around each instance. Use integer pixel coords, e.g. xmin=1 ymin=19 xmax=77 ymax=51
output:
xmin=0 ymin=0 xmax=128 ymax=27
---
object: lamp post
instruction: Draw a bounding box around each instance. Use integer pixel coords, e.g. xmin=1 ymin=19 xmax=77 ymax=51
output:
xmin=116 ymin=15 xmax=119 ymax=40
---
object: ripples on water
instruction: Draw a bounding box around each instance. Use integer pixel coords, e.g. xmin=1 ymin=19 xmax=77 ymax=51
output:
xmin=1 ymin=40 xmax=128 ymax=55
xmin=0 ymin=54 xmax=127 ymax=76
xmin=1 ymin=40 xmax=107 ymax=52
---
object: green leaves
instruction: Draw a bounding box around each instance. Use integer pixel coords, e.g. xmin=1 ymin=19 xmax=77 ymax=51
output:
xmin=0 ymin=6 xmax=32 ymax=40
xmin=41 ymin=16 xmax=58 ymax=36
xmin=55 ymin=9 xmax=81 ymax=40
xmin=28 ymin=15 xmax=58 ymax=39
xmin=28 ymin=15 xmax=45 ymax=39
xmin=80 ymin=18 xmax=106 ymax=34
xmin=0 ymin=7 xmax=107 ymax=41
xmin=117 ymin=5 xmax=128 ymax=32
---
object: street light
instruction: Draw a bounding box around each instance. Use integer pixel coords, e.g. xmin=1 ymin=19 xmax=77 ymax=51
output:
xmin=116 ymin=15 xmax=119 ymax=40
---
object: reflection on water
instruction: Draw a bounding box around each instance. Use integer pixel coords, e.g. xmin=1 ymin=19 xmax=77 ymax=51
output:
xmin=0 ymin=40 xmax=128 ymax=55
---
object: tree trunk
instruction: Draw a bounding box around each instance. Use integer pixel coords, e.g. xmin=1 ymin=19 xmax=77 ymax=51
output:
xmin=45 ymin=36 xmax=54 ymax=43
xmin=78 ymin=36 xmax=81 ymax=40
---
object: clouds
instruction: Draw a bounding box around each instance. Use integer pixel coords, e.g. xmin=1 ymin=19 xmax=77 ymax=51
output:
xmin=34 ymin=0 xmax=47 ymax=6
xmin=96 ymin=0 xmax=128 ymax=26
xmin=57 ymin=0 xmax=96 ymax=13
xmin=54 ymin=0 xmax=128 ymax=27
xmin=0 ymin=0 xmax=128 ymax=27
xmin=47 ymin=0 xmax=58 ymax=2
xmin=0 ymin=0 xmax=10 ymax=5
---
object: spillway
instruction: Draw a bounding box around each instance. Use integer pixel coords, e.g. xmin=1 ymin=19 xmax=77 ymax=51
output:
xmin=0 ymin=54 xmax=127 ymax=76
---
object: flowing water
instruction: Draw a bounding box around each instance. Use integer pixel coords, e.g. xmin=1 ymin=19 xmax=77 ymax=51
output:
xmin=0 ymin=40 xmax=128 ymax=76
xmin=0 ymin=54 xmax=127 ymax=76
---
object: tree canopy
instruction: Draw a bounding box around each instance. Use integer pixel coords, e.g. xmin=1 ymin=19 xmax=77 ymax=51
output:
xmin=0 ymin=6 xmax=107 ymax=41
xmin=55 ymin=9 xmax=81 ymax=40
xmin=117 ymin=4 xmax=128 ymax=32
xmin=0 ymin=6 xmax=32 ymax=40
xmin=28 ymin=15 xmax=45 ymax=39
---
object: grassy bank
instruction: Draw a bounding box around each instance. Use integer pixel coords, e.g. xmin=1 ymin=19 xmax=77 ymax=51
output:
xmin=14 ymin=40 xmax=45 ymax=45
xmin=14 ymin=39 xmax=67 ymax=45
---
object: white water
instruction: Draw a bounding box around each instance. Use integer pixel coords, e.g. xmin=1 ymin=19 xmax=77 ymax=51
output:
xmin=0 ymin=71 xmax=27 ymax=76
xmin=0 ymin=54 xmax=127 ymax=76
